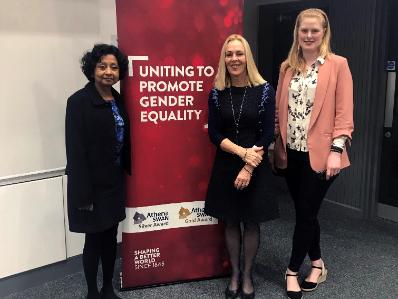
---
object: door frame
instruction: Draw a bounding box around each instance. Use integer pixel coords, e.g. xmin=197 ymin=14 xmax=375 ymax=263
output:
xmin=376 ymin=0 xmax=398 ymax=223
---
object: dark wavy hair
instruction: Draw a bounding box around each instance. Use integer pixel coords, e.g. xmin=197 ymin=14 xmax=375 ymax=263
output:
xmin=80 ymin=44 xmax=129 ymax=81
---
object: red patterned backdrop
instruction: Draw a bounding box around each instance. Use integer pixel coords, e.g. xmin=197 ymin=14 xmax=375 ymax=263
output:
xmin=116 ymin=0 xmax=244 ymax=289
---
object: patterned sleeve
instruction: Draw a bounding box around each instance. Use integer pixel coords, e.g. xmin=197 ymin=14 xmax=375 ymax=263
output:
xmin=255 ymin=83 xmax=276 ymax=148
xmin=207 ymin=88 xmax=226 ymax=146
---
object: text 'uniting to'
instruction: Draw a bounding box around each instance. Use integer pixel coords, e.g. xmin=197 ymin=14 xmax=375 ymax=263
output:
xmin=128 ymin=58 xmax=214 ymax=125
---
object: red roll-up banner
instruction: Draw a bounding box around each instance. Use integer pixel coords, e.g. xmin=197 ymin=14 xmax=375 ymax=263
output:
xmin=115 ymin=0 xmax=244 ymax=289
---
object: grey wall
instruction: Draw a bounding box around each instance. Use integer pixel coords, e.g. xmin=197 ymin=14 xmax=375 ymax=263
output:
xmin=245 ymin=0 xmax=389 ymax=218
xmin=326 ymin=0 xmax=388 ymax=218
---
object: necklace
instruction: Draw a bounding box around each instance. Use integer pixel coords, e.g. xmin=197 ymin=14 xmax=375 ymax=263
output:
xmin=229 ymin=86 xmax=247 ymax=144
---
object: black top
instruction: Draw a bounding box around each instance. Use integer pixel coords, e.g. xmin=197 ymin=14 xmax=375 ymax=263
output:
xmin=208 ymin=83 xmax=275 ymax=150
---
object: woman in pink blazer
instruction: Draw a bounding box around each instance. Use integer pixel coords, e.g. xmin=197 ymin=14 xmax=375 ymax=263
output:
xmin=270 ymin=8 xmax=354 ymax=299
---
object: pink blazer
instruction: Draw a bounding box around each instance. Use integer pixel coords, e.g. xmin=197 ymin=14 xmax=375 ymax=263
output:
xmin=274 ymin=54 xmax=354 ymax=172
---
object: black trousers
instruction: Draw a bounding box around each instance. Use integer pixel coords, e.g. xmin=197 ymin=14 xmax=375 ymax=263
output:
xmin=285 ymin=149 xmax=336 ymax=272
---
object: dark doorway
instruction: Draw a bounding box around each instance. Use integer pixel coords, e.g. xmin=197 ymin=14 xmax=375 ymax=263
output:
xmin=377 ymin=0 xmax=398 ymax=222
xmin=258 ymin=0 xmax=329 ymax=89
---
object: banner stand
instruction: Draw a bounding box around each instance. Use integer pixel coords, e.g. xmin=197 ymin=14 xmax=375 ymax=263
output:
xmin=116 ymin=0 xmax=244 ymax=290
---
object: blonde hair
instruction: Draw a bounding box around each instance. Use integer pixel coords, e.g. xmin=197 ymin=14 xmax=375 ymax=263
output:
xmin=214 ymin=34 xmax=265 ymax=90
xmin=283 ymin=8 xmax=332 ymax=74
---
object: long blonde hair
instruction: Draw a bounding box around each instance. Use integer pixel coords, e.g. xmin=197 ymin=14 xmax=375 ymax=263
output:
xmin=283 ymin=8 xmax=332 ymax=74
xmin=214 ymin=34 xmax=265 ymax=90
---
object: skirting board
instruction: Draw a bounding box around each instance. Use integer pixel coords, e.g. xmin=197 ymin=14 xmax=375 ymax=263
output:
xmin=323 ymin=198 xmax=363 ymax=219
xmin=377 ymin=203 xmax=398 ymax=223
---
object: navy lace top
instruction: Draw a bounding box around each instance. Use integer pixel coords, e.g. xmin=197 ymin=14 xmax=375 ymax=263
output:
xmin=207 ymin=82 xmax=275 ymax=149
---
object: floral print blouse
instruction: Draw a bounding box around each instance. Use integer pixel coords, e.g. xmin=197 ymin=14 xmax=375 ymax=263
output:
xmin=287 ymin=57 xmax=346 ymax=152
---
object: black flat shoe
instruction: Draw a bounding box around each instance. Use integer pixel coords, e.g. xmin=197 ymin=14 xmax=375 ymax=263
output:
xmin=225 ymin=272 xmax=241 ymax=299
xmin=285 ymin=271 xmax=303 ymax=299
xmin=300 ymin=262 xmax=327 ymax=292
xmin=225 ymin=286 xmax=240 ymax=299
xmin=241 ymin=290 xmax=255 ymax=299
xmin=86 ymin=292 xmax=100 ymax=299
xmin=241 ymin=274 xmax=255 ymax=299
xmin=100 ymin=287 xmax=122 ymax=299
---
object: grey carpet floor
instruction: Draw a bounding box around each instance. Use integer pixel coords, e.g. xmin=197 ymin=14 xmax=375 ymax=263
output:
xmin=4 ymin=184 xmax=398 ymax=299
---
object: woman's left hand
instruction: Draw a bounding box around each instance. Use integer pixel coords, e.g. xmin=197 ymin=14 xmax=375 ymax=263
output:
xmin=234 ymin=168 xmax=251 ymax=190
xmin=326 ymin=152 xmax=341 ymax=180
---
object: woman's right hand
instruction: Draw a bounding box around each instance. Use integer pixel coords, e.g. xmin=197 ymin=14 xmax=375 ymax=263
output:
xmin=240 ymin=147 xmax=263 ymax=167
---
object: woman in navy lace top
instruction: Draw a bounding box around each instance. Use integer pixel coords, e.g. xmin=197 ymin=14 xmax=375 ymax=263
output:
xmin=65 ymin=44 xmax=131 ymax=299
xmin=205 ymin=34 xmax=279 ymax=299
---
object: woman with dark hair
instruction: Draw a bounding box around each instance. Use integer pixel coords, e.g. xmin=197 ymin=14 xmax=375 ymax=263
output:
xmin=65 ymin=44 xmax=130 ymax=299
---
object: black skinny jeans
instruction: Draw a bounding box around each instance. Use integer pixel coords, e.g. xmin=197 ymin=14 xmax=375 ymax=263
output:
xmin=285 ymin=149 xmax=337 ymax=272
